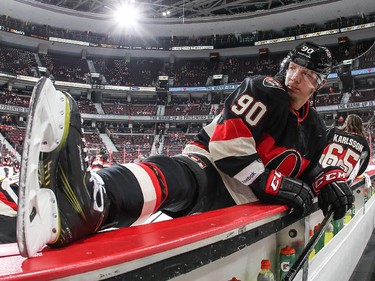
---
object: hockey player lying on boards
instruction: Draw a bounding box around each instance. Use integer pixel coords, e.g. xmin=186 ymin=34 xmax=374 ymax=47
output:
xmin=17 ymin=41 xmax=355 ymax=257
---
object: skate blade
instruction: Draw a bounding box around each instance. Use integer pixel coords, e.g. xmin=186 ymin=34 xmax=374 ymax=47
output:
xmin=17 ymin=77 xmax=69 ymax=257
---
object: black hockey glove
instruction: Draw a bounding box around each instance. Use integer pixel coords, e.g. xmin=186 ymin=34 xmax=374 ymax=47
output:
xmin=312 ymin=166 xmax=354 ymax=220
xmin=250 ymin=170 xmax=313 ymax=217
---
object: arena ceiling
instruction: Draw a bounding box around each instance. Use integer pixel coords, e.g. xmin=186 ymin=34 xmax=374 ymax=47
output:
xmin=6 ymin=0 xmax=375 ymax=39
xmin=30 ymin=0 xmax=308 ymax=19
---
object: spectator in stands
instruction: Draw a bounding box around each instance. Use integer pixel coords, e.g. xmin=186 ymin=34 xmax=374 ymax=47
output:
xmin=155 ymin=140 xmax=160 ymax=154
xmin=119 ymin=123 xmax=125 ymax=133
xmin=19 ymin=42 xmax=354 ymax=256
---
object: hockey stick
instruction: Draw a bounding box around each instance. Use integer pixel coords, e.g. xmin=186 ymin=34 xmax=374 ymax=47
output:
xmin=282 ymin=151 xmax=369 ymax=281
xmin=282 ymin=209 xmax=333 ymax=281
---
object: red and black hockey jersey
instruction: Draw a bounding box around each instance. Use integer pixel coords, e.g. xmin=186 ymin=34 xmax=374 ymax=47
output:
xmin=320 ymin=127 xmax=370 ymax=178
xmin=194 ymin=75 xmax=327 ymax=188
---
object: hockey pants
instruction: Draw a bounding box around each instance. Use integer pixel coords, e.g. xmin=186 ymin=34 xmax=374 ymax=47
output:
xmin=97 ymin=154 xmax=236 ymax=228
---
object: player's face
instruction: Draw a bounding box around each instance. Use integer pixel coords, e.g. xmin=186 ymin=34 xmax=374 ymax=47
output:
xmin=285 ymin=62 xmax=323 ymax=108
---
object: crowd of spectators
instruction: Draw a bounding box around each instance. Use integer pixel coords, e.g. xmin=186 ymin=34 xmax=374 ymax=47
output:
xmin=170 ymin=59 xmax=216 ymax=87
xmin=91 ymin=57 xmax=164 ymax=87
xmin=0 ymin=92 xmax=373 ymax=164
xmin=315 ymin=93 xmax=342 ymax=107
xmin=0 ymin=90 xmax=30 ymax=108
xmin=0 ymin=143 xmax=20 ymax=172
xmin=0 ymin=46 xmax=37 ymax=76
xmin=0 ymin=37 xmax=374 ymax=164
xmin=109 ymin=133 xmax=153 ymax=163
xmin=76 ymin=97 xmax=97 ymax=114
xmin=0 ymin=113 xmax=20 ymax=127
xmin=338 ymin=40 xmax=375 ymax=69
xmin=1 ymin=39 xmax=374 ymax=90
xmin=39 ymin=53 xmax=89 ymax=83
xmin=349 ymin=89 xmax=375 ymax=103
xmin=1 ymin=126 xmax=25 ymax=154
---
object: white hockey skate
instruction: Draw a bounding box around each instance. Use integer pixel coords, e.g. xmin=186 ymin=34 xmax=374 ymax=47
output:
xmin=17 ymin=78 xmax=69 ymax=257
xmin=17 ymin=77 xmax=108 ymax=258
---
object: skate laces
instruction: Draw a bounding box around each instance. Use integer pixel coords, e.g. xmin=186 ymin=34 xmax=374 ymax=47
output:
xmin=81 ymin=120 xmax=106 ymax=212
xmin=89 ymin=171 xmax=106 ymax=212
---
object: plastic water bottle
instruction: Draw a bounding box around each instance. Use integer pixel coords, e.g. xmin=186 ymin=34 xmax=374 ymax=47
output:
xmin=279 ymin=245 xmax=296 ymax=280
xmin=325 ymin=222 xmax=334 ymax=244
xmin=333 ymin=218 xmax=344 ymax=235
xmin=315 ymin=224 xmax=326 ymax=253
xmin=350 ymin=203 xmax=356 ymax=218
xmin=257 ymin=259 xmax=275 ymax=281
xmin=308 ymin=229 xmax=316 ymax=260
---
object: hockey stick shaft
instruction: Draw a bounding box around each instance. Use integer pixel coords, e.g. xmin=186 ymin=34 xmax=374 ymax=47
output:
xmin=282 ymin=150 xmax=369 ymax=281
xmin=282 ymin=209 xmax=334 ymax=281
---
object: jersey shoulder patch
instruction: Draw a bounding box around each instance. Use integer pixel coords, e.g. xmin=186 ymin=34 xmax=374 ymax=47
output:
xmin=262 ymin=76 xmax=285 ymax=90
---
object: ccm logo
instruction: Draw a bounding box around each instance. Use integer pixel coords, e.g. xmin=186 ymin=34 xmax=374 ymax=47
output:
xmin=266 ymin=170 xmax=283 ymax=195
xmin=313 ymin=170 xmax=346 ymax=192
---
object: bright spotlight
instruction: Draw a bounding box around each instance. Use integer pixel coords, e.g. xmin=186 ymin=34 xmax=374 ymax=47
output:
xmin=162 ymin=10 xmax=171 ymax=17
xmin=113 ymin=3 xmax=140 ymax=26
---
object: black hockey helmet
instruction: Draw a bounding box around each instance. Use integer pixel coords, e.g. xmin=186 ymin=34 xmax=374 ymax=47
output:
xmin=280 ymin=41 xmax=333 ymax=79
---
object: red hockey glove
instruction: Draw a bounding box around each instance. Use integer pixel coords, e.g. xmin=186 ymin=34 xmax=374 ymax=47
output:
xmin=250 ymin=170 xmax=314 ymax=217
xmin=313 ymin=166 xmax=354 ymax=220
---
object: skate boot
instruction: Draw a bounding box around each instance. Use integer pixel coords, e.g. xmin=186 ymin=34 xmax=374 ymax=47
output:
xmin=17 ymin=77 xmax=108 ymax=257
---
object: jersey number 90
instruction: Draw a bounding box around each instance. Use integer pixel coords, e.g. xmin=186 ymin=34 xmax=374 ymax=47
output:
xmin=231 ymin=94 xmax=267 ymax=126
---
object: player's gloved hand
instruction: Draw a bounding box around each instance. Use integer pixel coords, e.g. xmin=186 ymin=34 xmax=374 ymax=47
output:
xmin=250 ymin=170 xmax=314 ymax=217
xmin=312 ymin=166 xmax=354 ymax=220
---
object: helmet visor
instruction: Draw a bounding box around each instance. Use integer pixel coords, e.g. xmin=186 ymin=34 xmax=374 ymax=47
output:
xmin=286 ymin=61 xmax=325 ymax=89
xmin=285 ymin=62 xmax=324 ymax=89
